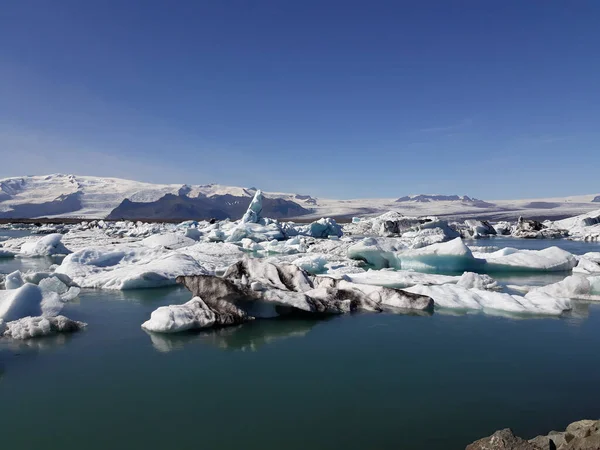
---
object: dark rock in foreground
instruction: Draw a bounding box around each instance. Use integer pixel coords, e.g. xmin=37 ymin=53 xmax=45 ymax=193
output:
xmin=466 ymin=429 xmax=543 ymax=450
xmin=466 ymin=420 xmax=600 ymax=450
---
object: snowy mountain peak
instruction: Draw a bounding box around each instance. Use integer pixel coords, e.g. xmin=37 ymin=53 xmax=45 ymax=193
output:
xmin=395 ymin=194 xmax=490 ymax=205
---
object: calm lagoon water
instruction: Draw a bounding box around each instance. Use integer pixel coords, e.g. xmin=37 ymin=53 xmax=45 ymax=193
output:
xmin=1 ymin=239 xmax=600 ymax=450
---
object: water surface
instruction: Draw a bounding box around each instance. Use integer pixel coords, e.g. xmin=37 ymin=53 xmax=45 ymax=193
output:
xmin=1 ymin=239 xmax=600 ymax=449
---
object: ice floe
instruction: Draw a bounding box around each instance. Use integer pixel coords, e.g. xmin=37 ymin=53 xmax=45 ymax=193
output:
xmin=19 ymin=233 xmax=71 ymax=256
xmin=2 ymin=315 xmax=86 ymax=340
xmin=56 ymin=246 xmax=207 ymax=289
xmin=404 ymin=284 xmax=570 ymax=316
xmin=142 ymin=259 xmax=433 ymax=334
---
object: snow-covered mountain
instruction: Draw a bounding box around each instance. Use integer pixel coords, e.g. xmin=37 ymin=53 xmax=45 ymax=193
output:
xmin=0 ymin=174 xmax=598 ymax=221
xmin=0 ymin=174 xmax=313 ymax=220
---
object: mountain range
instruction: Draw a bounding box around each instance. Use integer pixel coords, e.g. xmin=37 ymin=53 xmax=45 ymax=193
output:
xmin=0 ymin=174 xmax=598 ymax=221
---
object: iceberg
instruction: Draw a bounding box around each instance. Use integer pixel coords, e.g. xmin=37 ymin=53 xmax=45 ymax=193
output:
xmin=0 ymin=248 xmax=16 ymax=258
xmin=347 ymin=237 xmax=402 ymax=269
xmin=476 ymin=246 xmax=577 ymax=272
xmin=241 ymin=189 xmax=263 ymax=223
xmin=142 ymin=297 xmax=218 ymax=333
xmin=56 ymin=246 xmax=207 ymax=289
xmin=396 ymin=238 xmax=479 ymax=272
xmin=141 ymin=233 xmax=197 ymax=250
xmin=0 ymin=283 xmax=63 ymax=322
xmin=2 ymin=315 xmax=86 ymax=340
xmin=405 ymin=284 xmax=570 ymax=316
xmin=143 ymin=259 xmax=433 ymax=334
xmin=19 ymin=233 xmax=71 ymax=256
xmin=5 ymin=270 xmax=24 ymax=290
xmin=520 ymin=275 xmax=600 ymax=301
xmin=345 ymin=269 xmax=458 ymax=288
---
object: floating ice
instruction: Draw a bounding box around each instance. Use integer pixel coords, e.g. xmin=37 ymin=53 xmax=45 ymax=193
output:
xmin=0 ymin=283 xmax=63 ymax=322
xmin=2 ymin=315 xmax=86 ymax=340
xmin=396 ymin=238 xmax=478 ymax=272
xmin=405 ymin=284 xmax=570 ymax=316
xmin=19 ymin=233 xmax=71 ymax=256
xmin=241 ymin=189 xmax=263 ymax=223
xmin=476 ymin=246 xmax=577 ymax=272
xmin=0 ymin=248 xmax=16 ymax=258
xmin=56 ymin=246 xmax=207 ymax=289
xmin=5 ymin=270 xmax=24 ymax=290
xmin=345 ymin=269 xmax=458 ymax=288
xmin=348 ymin=237 xmax=402 ymax=269
xmin=144 ymin=259 xmax=433 ymax=333
xmin=141 ymin=233 xmax=197 ymax=250
xmin=142 ymin=297 xmax=217 ymax=333
xmin=517 ymin=275 xmax=600 ymax=301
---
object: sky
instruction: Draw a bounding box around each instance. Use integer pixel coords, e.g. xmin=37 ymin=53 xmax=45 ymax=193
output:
xmin=1 ymin=0 xmax=599 ymax=200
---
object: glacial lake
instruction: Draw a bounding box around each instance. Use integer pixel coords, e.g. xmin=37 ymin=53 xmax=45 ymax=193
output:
xmin=1 ymin=237 xmax=600 ymax=449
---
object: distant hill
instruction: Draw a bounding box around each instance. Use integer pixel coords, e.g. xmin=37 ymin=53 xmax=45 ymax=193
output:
xmin=395 ymin=194 xmax=495 ymax=208
xmin=0 ymin=174 xmax=598 ymax=221
xmin=107 ymin=193 xmax=310 ymax=220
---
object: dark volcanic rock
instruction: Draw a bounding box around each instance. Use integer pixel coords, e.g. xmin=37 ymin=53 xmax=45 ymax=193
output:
xmin=592 ymin=196 xmax=600 ymax=203
xmin=466 ymin=429 xmax=543 ymax=450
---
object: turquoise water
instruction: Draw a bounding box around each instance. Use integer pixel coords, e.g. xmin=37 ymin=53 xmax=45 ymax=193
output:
xmin=1 ymin=241 xmax=600 ymax=449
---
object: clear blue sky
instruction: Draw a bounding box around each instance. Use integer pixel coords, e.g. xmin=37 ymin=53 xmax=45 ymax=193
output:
xmin=1 ymin=0 xmax=599 ymax=199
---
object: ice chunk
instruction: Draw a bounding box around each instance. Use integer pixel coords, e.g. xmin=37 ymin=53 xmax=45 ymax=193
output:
xmin=56 ymin=246 xmax=207 ymax=289
xmin=0 ymin=283 xmax=63 ymax=322
xmin=526 ymin=275 xmax=600 ymax=301
xmin=3 ymin=315 xmax=86 ymax=340
xmin=141 ymin=297 xmax=217 ymax=333
xmin=38 ymin=276 xmax=81 ymax=301
xmin=292 ymin=254 xmax=328 ymax=273
xmin=456 ymin=272 xmax=499 ymax=290
xmin=5 ymin=270 xmax=24 ymax=290
xmin=397 ymin=238 xmax=479 ymax=272
xmin=574 ymin=257 xmax=600 ymax=275
xmin=462 ymin=220 xmax=497 ymax=239
xmin=184 ymin=227 xmax=202 ymax=240
xmin=20 ymin=233 xmax=71 ymax=256
xmin=345 ymin=269 xmax=458 ymax=288
xmin=348 ymin=237 xmax=402 ymax=269
xmin=477 ymin=246 xmax=577 ymax=272
xmin=405 ymin=284 xmax=570 ymax=316
xmin=241 ymin=190 xmax=263 ymax=223
xmin=0 ymin=248 xmax=16 ymax=258
xmin=141 ymin=233 xmax=197 ymax=250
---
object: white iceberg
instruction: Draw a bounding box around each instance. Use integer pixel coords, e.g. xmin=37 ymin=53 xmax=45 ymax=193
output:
xmin=19 ymin=233 xmax=71 ymax=256
xmin=345 ymin=269 xmax=458 ymax=288
xmin=141 ymin=233 xmax=197 ymax=250
xmin=348 ymin=237 xmax=402 ymax=269
xmin=56 ymin=246 xmax=207 ymax=289
xmin=241 ymin=190 xmax=263 ymax=223
xmin=142 ymin=297 xmax=217 ymax=333
xmin=396 ymin=238 xmax=479 ymax=272
xmin=515 ymin=275 xmax=600 ymax=301
xmin=2 ymin=315 xmax=86 ymax=340
xmin=476 ymin=246 xmax=577 ymax=272
xmin=405 ymin=284 xmax=570 ymax=316
xmin=0 ymin=283 xmax=63 ymax=322
xmin=5 ymin=270 xmax=24 ymax=290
